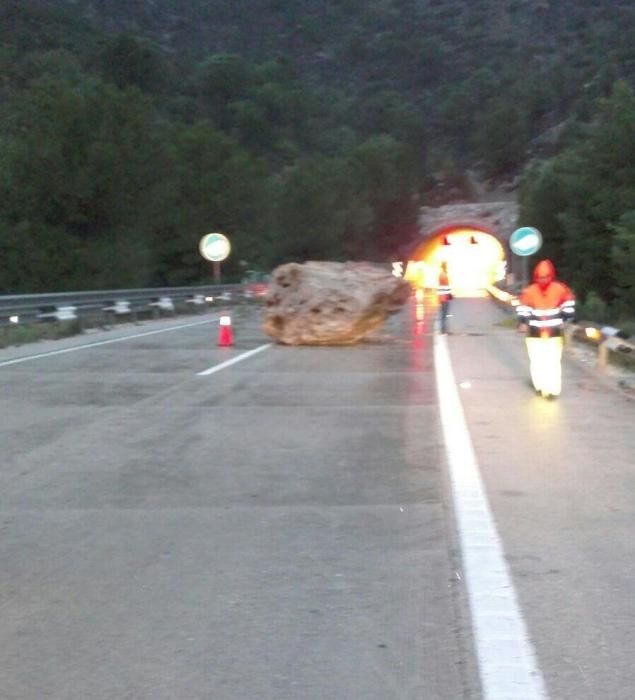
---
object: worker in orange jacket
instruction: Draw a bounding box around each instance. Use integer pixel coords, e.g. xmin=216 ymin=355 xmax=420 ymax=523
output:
xmin=516 ymin=259 xmax=576 ymax=398
xmin=437 ymin=261 xmax=452 ymax=334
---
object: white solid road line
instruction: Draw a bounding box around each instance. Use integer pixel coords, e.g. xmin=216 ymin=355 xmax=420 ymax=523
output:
xmin=0 ymin=317 xmax=220 ymax=368
xmin=434 ymin=333 xmax=548 ymax=700
xmin=197 ymin=343 xmax=272 ymax=376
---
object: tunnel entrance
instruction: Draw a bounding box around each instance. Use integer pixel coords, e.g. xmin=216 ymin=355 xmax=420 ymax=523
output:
xmin=404 ymin=227 xmax=506 ymax=297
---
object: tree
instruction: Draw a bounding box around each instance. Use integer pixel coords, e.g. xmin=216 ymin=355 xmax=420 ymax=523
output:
xmin=350 ymin=135 xmax=421 ymax=258
xmin=100 ymin=35 xmax=172 ymax=94
xmin=519 ymin=161 xmax=568 ymax=267
xmin=520 ymin=81 xmax=635 ymax=308
xmin=610 ymin=211 xmax=635 ymax=317
xmin=2 ymin=77 xmax=166 ymax=234
xmin=0 ymin=76 xmax=171 ymax=289
xmin=0 ymin=220 xmax=84 ymax=293
xmin=472 ymin=98 xmax=526 ymax=177
xmin=272 ymin=155 xmax=365 ymax=262
xmin=194 ymin=53 xmax=254 ymax=127
xmin=147 ymin=120 xmax=271 ymax=285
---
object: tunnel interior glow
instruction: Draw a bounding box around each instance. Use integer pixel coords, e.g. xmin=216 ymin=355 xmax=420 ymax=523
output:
xmin=405 ymin=227 xmax=506 ymax=297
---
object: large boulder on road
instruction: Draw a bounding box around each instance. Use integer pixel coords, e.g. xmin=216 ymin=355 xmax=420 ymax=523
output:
xmin=262 ymin=261 xmax=411 ymax=345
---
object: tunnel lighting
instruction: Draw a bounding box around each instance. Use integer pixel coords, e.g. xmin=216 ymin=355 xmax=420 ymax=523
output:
xmin=392 ymin=261 xmax=404 ymax=277
xmin=410 ymin=228 xmax=505 ymax=296
xmin=404 ymin=260 xmax=426 ymax=286
xmin=495 ymin=261 xmax=507 ymax=281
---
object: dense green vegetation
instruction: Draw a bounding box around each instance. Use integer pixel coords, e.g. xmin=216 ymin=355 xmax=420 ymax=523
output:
xmin=0 ymin=0 xmax=634 ymax=320
xmin=519 ymin=81 xmax=635 ymax=320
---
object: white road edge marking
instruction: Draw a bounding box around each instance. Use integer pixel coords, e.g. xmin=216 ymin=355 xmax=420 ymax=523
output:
xmin=197 ymin=343 xmax=272 ymax=376
xmin=434 ymin=333 xmax=548 ymax=700
xmin=0 ymin=317 xmax=220 ymax=368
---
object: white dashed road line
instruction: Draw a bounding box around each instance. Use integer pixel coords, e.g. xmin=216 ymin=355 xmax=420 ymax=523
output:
xmin=197 ymin=343 xmax=272 ymax=376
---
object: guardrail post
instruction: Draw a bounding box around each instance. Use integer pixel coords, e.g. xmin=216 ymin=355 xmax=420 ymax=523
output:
xmin=598 ymin=340 xmax=609 ymax=368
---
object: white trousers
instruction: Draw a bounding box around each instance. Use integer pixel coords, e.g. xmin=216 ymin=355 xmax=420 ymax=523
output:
xmin=525 ymin=336 xmax=563 ymax=396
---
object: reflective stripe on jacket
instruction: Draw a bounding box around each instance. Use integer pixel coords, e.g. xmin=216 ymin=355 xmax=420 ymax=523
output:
xmin=516 ymin=281 xmax=576 ymax=337
xmin=438 ymin=271 xmax=451 ymax=303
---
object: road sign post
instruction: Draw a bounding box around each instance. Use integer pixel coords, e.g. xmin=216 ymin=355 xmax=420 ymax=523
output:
xmin=199 ymin=232 xmax=231 ymax=284
xmin=509 ymin=227 xmax=543 ymax=286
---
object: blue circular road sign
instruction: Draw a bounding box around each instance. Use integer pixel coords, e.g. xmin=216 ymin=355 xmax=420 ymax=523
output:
xmin=199 ymin=232 xmax=231 ymax=262
xmin=510 ymin=227 xmax=543 ymax=256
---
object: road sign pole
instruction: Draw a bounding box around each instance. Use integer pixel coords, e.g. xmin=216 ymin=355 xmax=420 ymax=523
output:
xmin=199 ymin=232 xmax=231 ymax=283
xmin=509 ymin=227 xmax=543 ymax=287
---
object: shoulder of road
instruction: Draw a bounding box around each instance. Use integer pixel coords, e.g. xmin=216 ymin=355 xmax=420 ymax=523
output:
xmin=567 ymin=340 xmax=635 ymax=399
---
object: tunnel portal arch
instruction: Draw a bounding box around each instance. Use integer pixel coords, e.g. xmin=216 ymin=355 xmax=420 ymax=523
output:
xmin=404 ymin=223 xmax=506 ymax=297
xmin=401 ymin=201 xmax=519 ymax=296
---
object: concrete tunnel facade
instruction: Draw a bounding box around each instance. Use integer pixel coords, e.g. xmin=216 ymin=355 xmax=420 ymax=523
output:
xmin=401 ymin=201 xmax=520 ymax=297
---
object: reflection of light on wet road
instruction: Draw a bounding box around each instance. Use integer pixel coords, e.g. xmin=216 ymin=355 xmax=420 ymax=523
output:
xmin=403 ymin=294 xmax=436 ymax=470
xmin=410 ymin=295 xmax=427 ymax=372
xmin=415 ymin=289 xmax=425 ymax=321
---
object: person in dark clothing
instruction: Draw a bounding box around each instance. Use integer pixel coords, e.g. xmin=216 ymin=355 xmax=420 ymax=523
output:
xmin=437 ymin=261 xmax=452 ymax=334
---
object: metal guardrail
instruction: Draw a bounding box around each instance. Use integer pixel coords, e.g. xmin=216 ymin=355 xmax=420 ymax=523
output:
xmin=0 ymin=284 xmax=248 ymax=329
xmin=565 ymin=323 xmax=635 ymax=368
xmin=485 ymin=283 xmax=635 ymax=370
xmin=3 ymin=283 xmax=632 ymax=376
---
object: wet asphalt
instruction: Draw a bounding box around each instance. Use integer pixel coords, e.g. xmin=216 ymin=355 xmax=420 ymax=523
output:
xmin=1 ymin=297 xmax=634 ymax=699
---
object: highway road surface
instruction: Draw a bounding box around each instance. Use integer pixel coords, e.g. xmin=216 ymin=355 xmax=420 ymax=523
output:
xmin=0 ymin=296 xmax=634 ymax=700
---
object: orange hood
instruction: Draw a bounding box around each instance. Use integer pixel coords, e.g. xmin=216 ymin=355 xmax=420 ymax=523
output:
xmin=533 ymin=259 xmax=555 ymax=290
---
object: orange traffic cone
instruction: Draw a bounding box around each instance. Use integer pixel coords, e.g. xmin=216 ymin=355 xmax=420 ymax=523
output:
xmin=217 ymin=315 xmax=233 ymax=346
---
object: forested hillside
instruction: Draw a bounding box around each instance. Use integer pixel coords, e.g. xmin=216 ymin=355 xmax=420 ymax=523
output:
xmin=1 ymin=0 xmax=634 ymax=319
